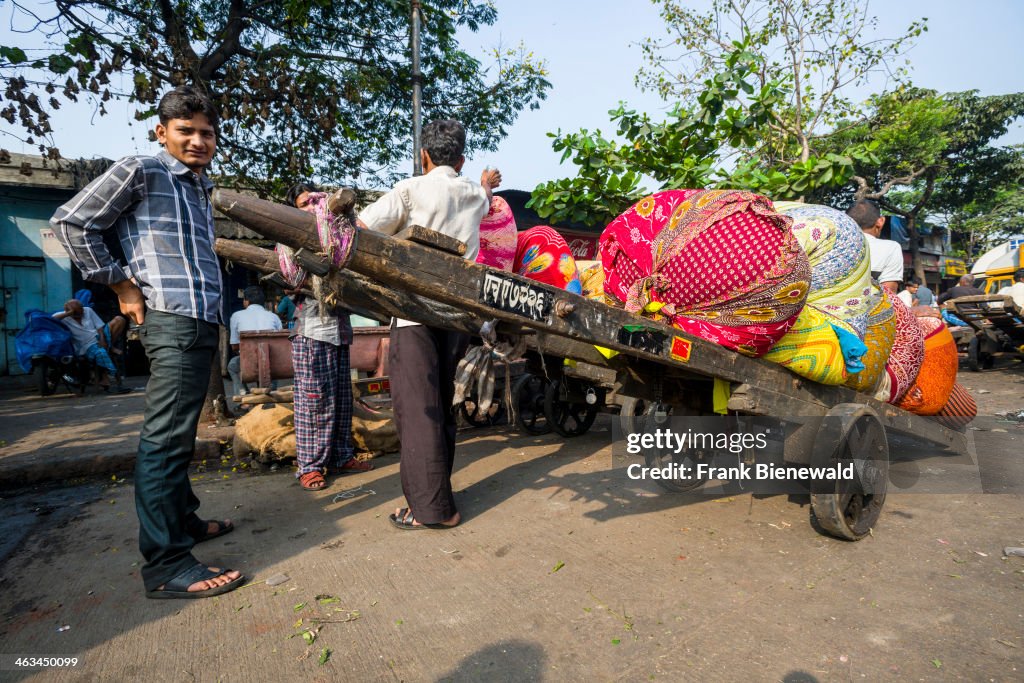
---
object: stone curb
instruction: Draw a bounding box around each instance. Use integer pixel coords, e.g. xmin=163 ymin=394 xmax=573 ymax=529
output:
xmin=0 ymin=438 xmax=222 ymax=490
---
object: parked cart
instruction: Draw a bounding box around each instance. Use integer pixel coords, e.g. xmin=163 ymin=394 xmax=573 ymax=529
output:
xmin=213 ymin=190 xmax=971 ymax=542
xmin=947 ymin=295 xmax=1024 ymax=371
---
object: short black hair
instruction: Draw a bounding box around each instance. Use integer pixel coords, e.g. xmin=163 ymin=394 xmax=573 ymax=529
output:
xmin=157 ymin=86 xmax=219 ymax=133
xmin=421 ymin=119 xmax=466 ymax=168
xmin=847 ymin=199 xmax=881 ymax=229
xmin=285 ymin=181 xmax=319 ymax=208
xmin=1016 ymin=268 xmax=1024 ymax=282
xmin=909 ymin=276 xmax=922 ymax=286
xmin=243 ymin=285 xmax=265 ymax=306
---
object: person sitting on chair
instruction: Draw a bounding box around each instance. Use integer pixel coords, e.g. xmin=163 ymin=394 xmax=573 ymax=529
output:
xmin=227 ymin=285 xmax=282 ymax=400
xmin=53 ymin=299 xmax=130 ymax=393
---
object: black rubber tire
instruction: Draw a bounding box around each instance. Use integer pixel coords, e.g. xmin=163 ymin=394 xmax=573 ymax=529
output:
xmin=639 ymin=402 xmax=706 ymax=492
xmin=618 ymin=396 xmax=648 ymax=435
xmin=543 ymin=380 xmax=599 ymax=438
xmin=512 ymin=373 xmax=552 ymax=435
xmin=967 ymin=336 xmax=981 ymax=372
xmin=459 ymin=398 xmax=506 ymax=428
xmin=809 ymin=404 xmax=889 ymax=541
xmin=35 ymin=362 xmax=58 ymax=397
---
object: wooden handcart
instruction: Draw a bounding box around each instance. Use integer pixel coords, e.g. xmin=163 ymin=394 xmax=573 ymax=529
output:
xmin=947 ymin=295 xmax=1024 ymax=371
xmin=213 ymin=190 xmax=971 ymax=542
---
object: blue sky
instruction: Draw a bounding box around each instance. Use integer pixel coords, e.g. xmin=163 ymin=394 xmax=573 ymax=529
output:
xmin=2 ymin=0 xmax=1022 ymax=192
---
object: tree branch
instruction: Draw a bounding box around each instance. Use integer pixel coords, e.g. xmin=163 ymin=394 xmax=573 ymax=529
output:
xmin=198 ymin=0 xmax=247 ymax=80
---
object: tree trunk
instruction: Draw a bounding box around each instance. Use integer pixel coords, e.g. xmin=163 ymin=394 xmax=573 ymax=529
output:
xmin=200 ymin=341 xmax=233 ymax=424
xmin=906 ymin=214 xmax=927 ymax=285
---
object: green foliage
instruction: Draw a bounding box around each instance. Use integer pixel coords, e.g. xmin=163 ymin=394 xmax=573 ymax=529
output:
xmin=529 ymin=36 xmax=878 ymax=226
xmin=0 ymin=0 xmax=550 ymax=193
xmin=639 ymin=0 xmax=925 ymax=158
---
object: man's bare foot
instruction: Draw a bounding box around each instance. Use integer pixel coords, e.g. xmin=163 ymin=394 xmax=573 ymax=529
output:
xmin=205 ymin=519 xmax=230 ymax=535
xmin=157 ymin=567 xmax=241 ymax=593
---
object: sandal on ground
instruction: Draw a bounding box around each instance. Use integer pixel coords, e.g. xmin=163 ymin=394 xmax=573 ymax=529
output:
xmin=388 ymin=507 xmax=458 ymax=531
xmin=330 ymin=459 xmax=374 ymax=474
xmin=145 ymin=564 xmax=244 ymax=600
xmin=191 ymin=519 xmax=234 ymax=544
xmin=299 ymin=470 xmax=328 ymax=491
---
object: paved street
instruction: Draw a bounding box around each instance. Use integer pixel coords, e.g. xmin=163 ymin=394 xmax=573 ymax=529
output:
xmin=0 ymin=361 xmax=1022 ymax=681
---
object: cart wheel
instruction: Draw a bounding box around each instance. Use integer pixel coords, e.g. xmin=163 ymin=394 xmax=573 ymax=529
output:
xmin=967 ymin=335 xmax=981 ymax=372
xmin=809 ymin=404 xmax=888 ymax=541
xmin=459 ymin=398 xmax=506 ymax=428
xmin=512 ymin=373 xmax=552 ymax=435
xmin=618 ymin=396 xmax=647 ymax=435
xmin=641 ymin=402 xmax=707 ymax=492
xmin=544 ymin=380 xmax=599 ymax=437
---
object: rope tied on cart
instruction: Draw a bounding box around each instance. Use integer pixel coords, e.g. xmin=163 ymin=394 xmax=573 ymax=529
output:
xmin=453 ymin=320 xmax=527 ymax=427
xmin=276 ymin=191 xmax=358 ymax=308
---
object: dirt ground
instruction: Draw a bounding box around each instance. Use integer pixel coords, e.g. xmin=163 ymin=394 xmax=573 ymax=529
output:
xmin=0 ymin=360 xmax=1022 ymax=682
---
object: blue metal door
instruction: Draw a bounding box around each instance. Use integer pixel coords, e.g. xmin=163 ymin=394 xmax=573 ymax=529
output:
xmin=2 ymin=261 xmax=46 ymax=375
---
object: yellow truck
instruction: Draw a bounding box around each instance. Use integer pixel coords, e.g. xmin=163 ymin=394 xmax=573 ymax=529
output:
xmin=971 ymin=239 xmax=1024 ymax=293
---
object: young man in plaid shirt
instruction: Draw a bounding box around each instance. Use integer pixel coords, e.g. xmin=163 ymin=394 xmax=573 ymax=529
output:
xmin=52 ymin=87 xmax=243 ymax=599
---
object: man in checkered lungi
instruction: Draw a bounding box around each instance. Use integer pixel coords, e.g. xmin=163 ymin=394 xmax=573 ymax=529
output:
xmin=287 ymin=183 xmax=373 ymax=491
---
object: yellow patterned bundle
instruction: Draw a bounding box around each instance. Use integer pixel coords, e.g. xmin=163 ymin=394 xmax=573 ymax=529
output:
xmin=844 ymin=287 xmax=896 ymax=393
xmin=774 ymin=202 xmax=873 ymax=337
xmin=578 ymin=262 xmax=607 ymax=302
xmin=763 ymin=306 xmax=847 ymax=385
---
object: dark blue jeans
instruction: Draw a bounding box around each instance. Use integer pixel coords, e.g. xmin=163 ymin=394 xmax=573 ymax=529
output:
xmin=136 ymin=310 xmax=219 ymax=591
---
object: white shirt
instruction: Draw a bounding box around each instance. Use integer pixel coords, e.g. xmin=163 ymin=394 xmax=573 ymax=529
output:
xmin=229 ymin=303 xmax=282 ymax=344
xmin=359 ymin=165 xmax=490 ymax=327
xmin=863 ymin=233 xmax=904 ymax=285
xmin=55 ymin=307 xmax=105 ymax=355
xmin=998 ymin=282 xmax=1024 ymax=309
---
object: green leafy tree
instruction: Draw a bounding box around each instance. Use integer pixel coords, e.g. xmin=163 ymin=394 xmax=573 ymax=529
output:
xmin=530 ymin=0 xmax=922 ymax=227
xmin=638 ymin=0 xmax=924 ymax=168
xmin=529 ymin=36 xmax=877 ymax=226
xmin=828 ymin=89 xmax=1024 ymax=278
xmin=0 ymin=0 xmax=549 ymax=193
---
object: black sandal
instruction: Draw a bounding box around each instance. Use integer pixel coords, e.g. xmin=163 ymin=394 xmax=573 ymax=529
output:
xmin=191 ymin=519 xmax=234 ymax=544
xmin=145 ymin=564 xmax=245 ymax=600
xmin=388 ymin=507 xmax=457 ymax=531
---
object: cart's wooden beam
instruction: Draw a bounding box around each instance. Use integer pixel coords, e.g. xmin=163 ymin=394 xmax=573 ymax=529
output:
xmin=212 ymin=190 xmax=970 ymax=454
xmin=214 ymin=238 xmax=613 ymax=369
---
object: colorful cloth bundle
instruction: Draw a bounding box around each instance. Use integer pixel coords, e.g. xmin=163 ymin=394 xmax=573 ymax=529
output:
xmin=578 ymin=262 xmax=606 ymax=301
xmin=932 ymin=383 xmax=977 ymax=430
xmin=763 ymin=306 xmax=848 ymax=385
xmin=897 ymin=316 xmax=958 ymax=415
xmin=514 ymin=225 xmax=583 ymax=294
xmin=600 ymin=190 xmax=810 ymax=357
xmin=773 ymin=202 xmax=873 ymax=337
xmin=874 ymin=295 xmax=925 ymax=404
xmin=477 ymin=196 xmax=517 ymax=271
xmin=844 ymin=287 xmax=896 ymax=393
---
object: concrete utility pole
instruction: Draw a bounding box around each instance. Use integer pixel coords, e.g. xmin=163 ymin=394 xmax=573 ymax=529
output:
xmin=411 ymin=0 xmax=423 ymax=176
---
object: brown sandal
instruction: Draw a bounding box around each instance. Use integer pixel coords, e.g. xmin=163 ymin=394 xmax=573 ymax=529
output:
xmin=299 ymin=471 xmax=327 ymax=491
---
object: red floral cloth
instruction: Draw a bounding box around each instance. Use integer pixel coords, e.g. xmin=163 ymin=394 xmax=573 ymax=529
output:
xmin=600 ymin=190 xmax=810 ymax=356
xmin=876 ymin=295 xmax=925 ymax=404
xmin=477 ymin=196 xmax=517 ymax=271
xmin=514 ymin=225 xmax=582 ymax=293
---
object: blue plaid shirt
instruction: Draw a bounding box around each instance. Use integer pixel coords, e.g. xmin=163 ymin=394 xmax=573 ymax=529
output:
xmin=51 ymin=150 xmax=223 ymax=323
